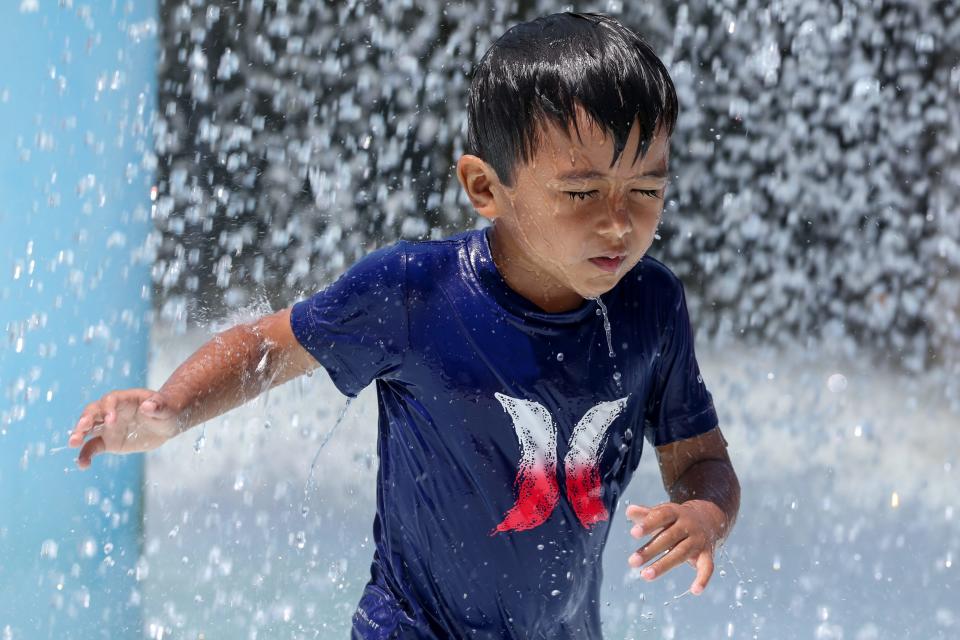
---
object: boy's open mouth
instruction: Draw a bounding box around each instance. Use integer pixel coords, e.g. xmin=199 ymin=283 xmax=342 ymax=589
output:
xmin=588 ymin=256 xmax=624 ymax=272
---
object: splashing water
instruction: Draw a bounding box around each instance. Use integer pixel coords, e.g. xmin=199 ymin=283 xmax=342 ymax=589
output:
xmin=301 ymin=396 xmax=355 ymax=517
xmin=15 ymin=1 xmax=956 ymax=637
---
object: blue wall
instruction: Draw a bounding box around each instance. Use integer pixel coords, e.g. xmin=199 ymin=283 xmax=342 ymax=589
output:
xmin=0 ymin=3 xmax=155 ymax=637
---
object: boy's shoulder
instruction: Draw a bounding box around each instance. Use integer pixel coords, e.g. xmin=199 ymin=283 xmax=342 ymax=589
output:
xmin=396 ymin=229 xmax=479 ymax=280
xmin=337 ymin=231 xmax=468 ymax=279
xmin=399 ymin=229 xmax=475 ymax=258
xmin=335 ymin=231 xmax=476 ymax=299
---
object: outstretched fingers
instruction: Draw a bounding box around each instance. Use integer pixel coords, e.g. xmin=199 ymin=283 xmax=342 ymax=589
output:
xmin=625 ymin=502 xmax=719 ymax=593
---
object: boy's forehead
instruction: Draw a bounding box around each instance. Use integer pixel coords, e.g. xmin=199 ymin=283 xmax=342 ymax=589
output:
xmin=533 ymin=109 xmax=669 ymax=176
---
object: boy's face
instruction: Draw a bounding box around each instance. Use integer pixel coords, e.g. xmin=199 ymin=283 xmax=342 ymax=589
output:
xmin=458 ymin=106 xmax=670 ymax=312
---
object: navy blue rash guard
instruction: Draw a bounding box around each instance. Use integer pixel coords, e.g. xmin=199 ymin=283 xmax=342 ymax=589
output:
xmin=290 ymin=227 xmax=718 ymax=639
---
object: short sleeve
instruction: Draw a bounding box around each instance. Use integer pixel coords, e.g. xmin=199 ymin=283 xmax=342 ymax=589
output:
xmin=643 ymin=277 xmax=718 ymax=447
xmin=289 ymin=241 xmax=408 ymax=397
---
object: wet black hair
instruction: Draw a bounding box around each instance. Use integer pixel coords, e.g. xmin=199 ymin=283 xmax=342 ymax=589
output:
xmin=466 ymin=12 xmax=679 ymax=187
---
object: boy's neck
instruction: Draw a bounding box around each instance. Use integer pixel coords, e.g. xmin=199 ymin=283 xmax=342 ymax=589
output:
xmin=487 ymin=224 xmax=586 ymax=314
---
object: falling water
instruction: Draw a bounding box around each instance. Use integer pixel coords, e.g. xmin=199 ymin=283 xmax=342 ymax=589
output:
xmin=301 ymin=396 xmax=355 ymax=517
xmin=594 ymin=297 xmax=616 ymax=358
xmin=593 ymin=296 xmax=623 ymax=391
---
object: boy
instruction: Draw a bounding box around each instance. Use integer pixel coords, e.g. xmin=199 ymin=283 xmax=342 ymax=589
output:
xmin=69 ymin=12 xmax=739 ymax=639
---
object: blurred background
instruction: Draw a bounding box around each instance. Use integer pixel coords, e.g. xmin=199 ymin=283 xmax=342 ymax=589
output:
xmin=2 ymin=0 xmax=958 ymax=638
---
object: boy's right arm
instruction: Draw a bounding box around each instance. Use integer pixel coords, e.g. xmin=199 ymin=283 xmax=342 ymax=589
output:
xmin=68 ymin=306 xmax=318 ymax=470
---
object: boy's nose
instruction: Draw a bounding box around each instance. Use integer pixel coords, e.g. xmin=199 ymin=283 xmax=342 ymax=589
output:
xmin=601 ymin=201 xmax=632 ymax=237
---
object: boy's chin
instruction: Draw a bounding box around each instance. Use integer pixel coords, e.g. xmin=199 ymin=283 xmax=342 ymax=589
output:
xmin=575 ymin=276 xmax=622 ymax=300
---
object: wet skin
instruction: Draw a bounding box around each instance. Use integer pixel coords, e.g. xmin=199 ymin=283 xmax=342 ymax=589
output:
xmin=457 ymin=105 xmax=670 ymax=314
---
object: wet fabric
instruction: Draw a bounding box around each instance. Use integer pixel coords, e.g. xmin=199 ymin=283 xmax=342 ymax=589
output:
xmin=290 ymin=227 xmax=718 ymax=639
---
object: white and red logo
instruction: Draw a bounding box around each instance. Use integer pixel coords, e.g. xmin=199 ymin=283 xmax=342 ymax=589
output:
xmin=490 ymin=393 xmax=630 ymax=535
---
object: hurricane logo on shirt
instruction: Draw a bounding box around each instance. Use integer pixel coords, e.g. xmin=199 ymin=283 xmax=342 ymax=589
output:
xmin=490 ymin=393 xmax=630 ymax=534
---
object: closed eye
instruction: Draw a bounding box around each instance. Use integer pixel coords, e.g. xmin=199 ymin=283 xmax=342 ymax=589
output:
xmin=565 ymin=189 xmax=662 ymax=201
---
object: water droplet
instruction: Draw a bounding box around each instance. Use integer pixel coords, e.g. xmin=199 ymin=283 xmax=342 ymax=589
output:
xmin=827 ymin=373 xmax=847 ymax=393
xmin=40 ymin=539 xmax=59 ymax=559
xmin=81 ymin=537 xmax=97 ymax=557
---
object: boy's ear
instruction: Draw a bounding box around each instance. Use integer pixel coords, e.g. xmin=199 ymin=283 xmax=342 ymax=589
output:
xmin=456 ymin=155 xmax=502 ymax=222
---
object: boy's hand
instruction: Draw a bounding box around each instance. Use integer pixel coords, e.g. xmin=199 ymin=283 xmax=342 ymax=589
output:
xmin=625 ymin=500 xmax=727 ymax=595
xmin=68 ymin=389 xmax=182 ymax=470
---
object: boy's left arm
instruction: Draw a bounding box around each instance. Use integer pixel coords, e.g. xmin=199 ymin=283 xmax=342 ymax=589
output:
xmin=624 ymin=426 xmax=740 ymax=595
